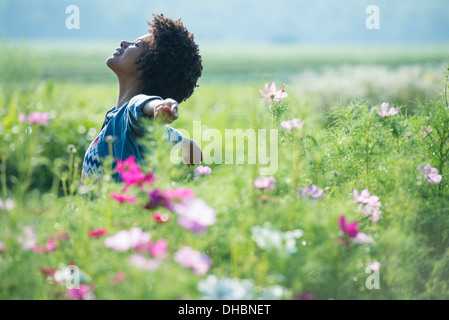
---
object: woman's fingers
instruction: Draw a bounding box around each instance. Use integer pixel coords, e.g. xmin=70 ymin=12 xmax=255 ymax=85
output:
xmin=155 ymin=106 xmax=177 ymax=124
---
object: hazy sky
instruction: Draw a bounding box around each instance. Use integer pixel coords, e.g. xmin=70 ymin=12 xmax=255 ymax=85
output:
xmin=1 ymin=0 xmax=448 ymax=44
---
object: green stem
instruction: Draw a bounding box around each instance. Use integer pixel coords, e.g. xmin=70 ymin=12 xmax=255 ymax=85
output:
xmin=445 ymin=73 xmax=448 ymax=109
xmin=20 ymin=127 xmax=39 ymax=198
xmin=71 ymin=162 xmax=79 ymax=196
xmin=61 ymin=176 xmax=68 ymax=197
xmin=365 ymin=119 xmax=371 ymax=179
xmin=290 ymin=135 xmax=302 ymax=227
xmin=1 ymin=155 xmax=7 ymax=198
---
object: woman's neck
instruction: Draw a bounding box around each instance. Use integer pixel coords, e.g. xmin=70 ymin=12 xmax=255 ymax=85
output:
xmin=116 ymin=76 xmax=141 ymax=109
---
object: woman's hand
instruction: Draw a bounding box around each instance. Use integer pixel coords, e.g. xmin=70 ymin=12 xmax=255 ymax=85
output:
xmin=143 ymin=98 xmax=179 ymax=123
xmin=154 ymin=98 xmax=178 ymax=124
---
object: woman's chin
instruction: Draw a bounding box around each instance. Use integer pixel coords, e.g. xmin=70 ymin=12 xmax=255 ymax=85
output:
xmin=106 ymin=56 xmax=115 ymax=67
xmin=106 ymin=57 xmax=120 ymax=72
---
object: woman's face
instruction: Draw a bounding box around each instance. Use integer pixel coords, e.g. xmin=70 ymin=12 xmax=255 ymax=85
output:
xmin=106 ymin=34 xmax=151 ymax=77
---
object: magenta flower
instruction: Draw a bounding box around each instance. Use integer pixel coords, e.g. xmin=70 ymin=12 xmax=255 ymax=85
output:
xmin=104 ymin=227 xmax=151 ymax=252
xmin=116 ymin=155 xmax=140 ymax=173
xmin=134 ymin=238 xmax=168 ymax=258
xmin=148 ymin=239 xmax=168 ymax=258
xmin=418 ymin=164 xmax=442 ymax=184
xmin=19 ymin=112 xmax=51 ymax=126
xmin=280 ymin=118 xmax=304 ymax=131
xmin=128 ymin=254 xmax=162 ymax=271
xmin=145 ymin=189 xmax=170 ymax=209
xmin=376 ymin=102 xmax=399 ymax=117
xmin=420 ymin=125 xmax=433 ymax=139
xmin=171 ymin=198 xmax=216 ymax=233
xmin=116 ymin=156 xmax=155 ymax=188
xmin=259 ymin=82 xmax=288 ymax=102
xmin=110 ymin=192 xmax=137 ymax=203
xmin=254 ymin=176 xmax=276 ymax=190
xmin=174 ymin=246 xmax=211 ymax=275
xmin=300 ymin=184 xmax=325 ymax=199
xmin=193 ymin=165 xmax=212 ymax=180
xmin=88 ymin=228 xmax=107 ymax=238
xmin=67 ymin=284 xmax=95 ymax=300
xmin=339 ymin=216 xmax=358 ymax=238
xmin=33 ymin=240 xmax=57 ymax=253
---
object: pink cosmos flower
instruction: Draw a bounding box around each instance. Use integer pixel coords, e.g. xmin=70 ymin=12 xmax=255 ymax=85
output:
xmin=353 ymin=189 xmax=372 ymax=204
xmin=254 ymin=176 xmax=276 ymax=190
xmin=293 ymin=292 xmax=315 ymax=300
xmin=145 ymin=188 xmax=196 ymax=210
xmin=171 ymin=198 xmax=216 ymax=233
xmin=110 ymin=192 xmax=137 ymax=203
xmin=280 ymin=118 xmax=304 ymax=131
xmin=40 ymin=267 xmax=57 ymax=278
xmin=128 ymin=254 xmax=161 ymax=271
xmin=352 ymin=232 xmax=374 ymax=244
xmin=361 ymin=205 xmax=382 ymax=223
xmin=67 ymin=284 xmax=95 ymax=300
xmin=111 ymin=271 xmax=126 ymax=285
xmin=116 ymin=156 xmax=155 ymax=188
xmin=339 ymin=216 xmax=358 ymax=238
xmin=427 ymin=173 xmax=443 ymax=184
xmin=193 ymin=165 xmax=212 ymax=180
xmin=259 ymin=82 xmax=288 ymax=102
xmin=367 ymin=261 xmax=381 ymax=271
xmin=376 ymin=102 xmax=399 ymax=117
xmin=353 ymin=189 xmax=382 ymax=222
xmin=152 ymin=211 xmax=171 ymax=223
xmin=88 ymin=228 xmax=107 ymax=238
xmin=0 ymin=241 xmax=5 ymax=252
xmin=163 ymin=188 xmax=195 ymax=201
xmin=145 ymin=189 xmax=170 ymax=209
xmin=33 ymin=240 xmax=57 ymax=253
xmin=420 ymin=125 xmax=433 ymax=139
xmin=19 ymin=112 xmax=51 ymax=126
xmin=134 ymin=239 xmax=168 ymax=258
xmin=116 ymin=155 xmax=140 ymax=173
xmin=20 ymin=226 xmax=37 ymax=250
xmin=300 ymin=184 xmax=325 ymax=199
xmin=418 ymin=164 xmax=442 ymax=184
xmin=104 ymin=227 xmax=151 ymax=252
xmin=0 ymin=198 xmax=15 ymax=211
xmin=174 ymin=246 xmax=211 ymax=275
xmin=18 ymin=114 xmax=27 ymax=123
xmin=148 ymin=239 xmax=168 ymax=258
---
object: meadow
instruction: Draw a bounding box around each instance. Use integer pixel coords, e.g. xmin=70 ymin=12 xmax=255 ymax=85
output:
xmin=1 ymin=40 xmax=449 ymax=300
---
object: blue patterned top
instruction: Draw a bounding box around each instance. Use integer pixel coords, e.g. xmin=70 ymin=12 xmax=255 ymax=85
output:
xmin=81 ymin=95 xmax=183 ymax=181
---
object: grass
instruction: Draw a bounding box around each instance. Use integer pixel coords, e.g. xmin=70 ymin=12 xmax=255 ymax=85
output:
xmin=1 ymin=41 xmax=449 ymax=300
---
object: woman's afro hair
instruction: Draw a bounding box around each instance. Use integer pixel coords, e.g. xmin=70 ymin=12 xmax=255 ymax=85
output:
xmin=136 ymin=14 xmax=203 ymax=102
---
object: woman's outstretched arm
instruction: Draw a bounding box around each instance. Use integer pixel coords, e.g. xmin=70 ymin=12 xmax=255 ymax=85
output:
xmin=143 ymin=98 xmax=178 ymax=123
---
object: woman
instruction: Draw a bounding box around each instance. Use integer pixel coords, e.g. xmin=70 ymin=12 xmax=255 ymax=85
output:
xmin=82 ymin=14 xmax=203 ymax=182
